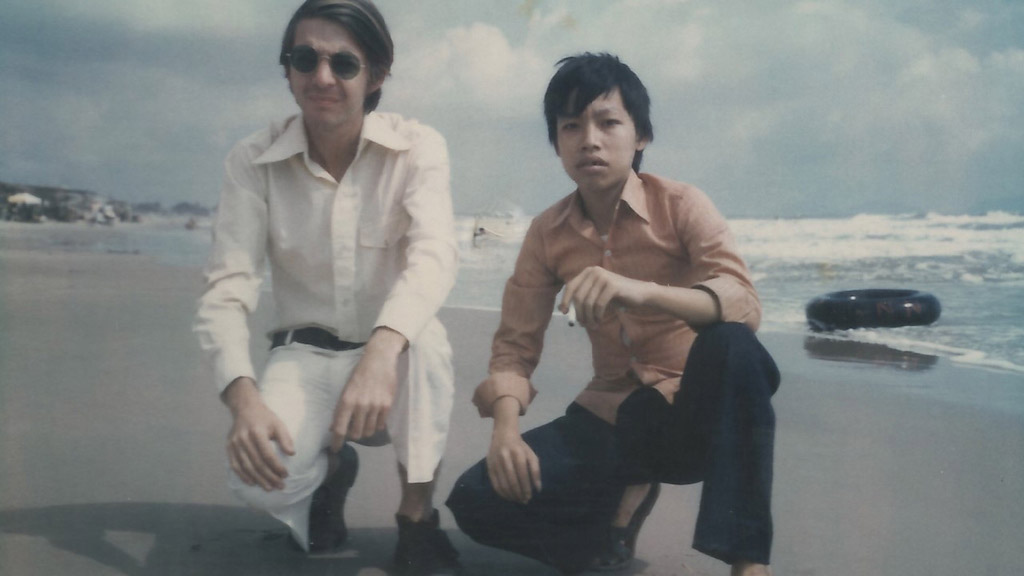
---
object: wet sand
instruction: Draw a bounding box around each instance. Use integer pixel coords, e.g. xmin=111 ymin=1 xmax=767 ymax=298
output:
xmin=1 ymin=248 xmax=1022 ymax=575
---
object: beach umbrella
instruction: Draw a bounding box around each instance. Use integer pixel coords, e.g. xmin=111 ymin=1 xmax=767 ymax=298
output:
xmin=7 ymin=192 xmax=42 ymax=205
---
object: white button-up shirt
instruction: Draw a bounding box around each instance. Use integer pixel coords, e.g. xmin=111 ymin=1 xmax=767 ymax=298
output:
xmin=195 ymin=112 xmax=458 ymax=395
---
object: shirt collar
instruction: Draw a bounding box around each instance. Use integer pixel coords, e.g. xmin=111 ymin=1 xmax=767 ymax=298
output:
xmin=553 ymin=171 xmax=650 ymax=229
xmin=253 ymin=112 xmax=411 ymax=165
xmin=360 ymin=112 xmax=412 ymax=152
xmin=253 ymin=115 xmax=307 ymax=165
xmin=618 ymin=171 xmax=650 ymax=223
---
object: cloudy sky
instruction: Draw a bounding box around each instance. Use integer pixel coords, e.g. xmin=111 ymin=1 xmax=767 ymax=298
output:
xmin=2 ymin=0 xmax=1022 ymax=217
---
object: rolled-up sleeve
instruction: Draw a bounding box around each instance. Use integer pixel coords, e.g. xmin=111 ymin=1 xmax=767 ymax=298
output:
xmin=374 ymin=128 xmax=458 ymax=343
xmin=472 ymin=219 xmax=558 ymax=417
xmin=679 ymin=190 xmax=761 ymax=330
xmin=193 ymin=143 xmax=269 ymax=394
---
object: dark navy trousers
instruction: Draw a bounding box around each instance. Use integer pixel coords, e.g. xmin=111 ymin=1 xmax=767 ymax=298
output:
xmin=446 ymin=323 xmax=780 ymax=573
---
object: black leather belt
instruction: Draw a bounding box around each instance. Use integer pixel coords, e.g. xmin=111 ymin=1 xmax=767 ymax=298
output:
xmin=270 ymin=327 xmax=365 ymax=352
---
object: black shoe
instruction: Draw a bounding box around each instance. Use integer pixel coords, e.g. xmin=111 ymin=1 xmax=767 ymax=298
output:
xmin=394 ymin=509 xmax=463 ymax=575
xmin=589 ymin=483 xmax=661 ymax=572
xmin=306 ymin=443 xmax=358 ymax=553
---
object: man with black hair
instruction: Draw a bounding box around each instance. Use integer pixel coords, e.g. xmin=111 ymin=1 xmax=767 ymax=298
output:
xmin=447 ymin=53 xmax=779 ymax=576
xmin=194 ymin=1 xmax=461 ymax=574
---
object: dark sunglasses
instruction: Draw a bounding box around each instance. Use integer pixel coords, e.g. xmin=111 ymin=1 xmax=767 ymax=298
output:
xmin=286 ymin=45 xmax=365 ymax=80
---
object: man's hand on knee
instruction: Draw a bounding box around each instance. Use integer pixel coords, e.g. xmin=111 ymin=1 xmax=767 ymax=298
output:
xmin=486 ymin=396 xmax=542 ymax=504
xmin=223 ymin=377 xmax=296 ymax=491
xmin=330 ymin=327 xmax=406 ymax=452
xmin=487 ymin=430 xmax=542 ymax=504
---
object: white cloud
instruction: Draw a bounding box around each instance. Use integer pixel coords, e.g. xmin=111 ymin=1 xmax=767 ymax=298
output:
xmin=2 ymin=0 xmax=1021 ymax=215
xmin=391 ymin=22 xmax=549 ymax=115
xmin=957 ymin=9 xmax=987 ymax=31
xmin=990 ymin=48 xmax=1024 ymax=72
xmin=37 ymin=0 xmax=286 ymax=35
xmin=623 ymin=0 xmax=692 ymax=7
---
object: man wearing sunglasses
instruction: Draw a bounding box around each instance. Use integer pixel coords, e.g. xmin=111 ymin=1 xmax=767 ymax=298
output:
xmin=194 ymin=1 xmax=461 ymax=574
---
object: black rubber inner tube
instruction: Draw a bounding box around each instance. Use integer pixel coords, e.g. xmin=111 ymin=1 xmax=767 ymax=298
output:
xmin=805 ymin=289 xmax=941 ymax=331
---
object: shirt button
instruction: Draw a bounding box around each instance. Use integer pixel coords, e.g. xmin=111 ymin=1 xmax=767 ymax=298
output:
xmin=604 ymin=249 xmax=612 ymax=257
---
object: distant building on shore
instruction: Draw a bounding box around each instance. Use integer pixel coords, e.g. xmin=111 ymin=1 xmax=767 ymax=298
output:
xmin=2 ymin=180 xmax=213 ymax=225
xmin=1 ymin=181 xmax=136 ymax=224
xmin=2 ymin=181 xmax=101 ymax=223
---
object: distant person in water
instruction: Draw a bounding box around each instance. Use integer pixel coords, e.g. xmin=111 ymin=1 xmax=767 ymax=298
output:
xmin=471 ymin=220 xmax=504 ymax=248
xmin=472 ymin=225 xmax=487 ymax=247
xmin=193 ymin=1 xmax=462 ymax=574
xmin=446 ymin=53 xmax=780 ymax=576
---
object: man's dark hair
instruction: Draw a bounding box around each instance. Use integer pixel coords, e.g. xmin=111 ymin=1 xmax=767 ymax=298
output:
xmin=279 ymin=0 xmax=394 ymax=112
xmin=543 ymin=53 xmax=654 ymax=172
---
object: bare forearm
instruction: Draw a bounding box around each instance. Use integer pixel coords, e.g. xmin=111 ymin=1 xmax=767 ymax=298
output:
xmin=561 ymin=266 xmax=722 ymax=328
xmin=221 ymin=376 xmax=261 ymax=413
xmin=366 ymin=325 xmax=409 ymax=358
xmin=491 ymin=396 xmax=523 ymax=438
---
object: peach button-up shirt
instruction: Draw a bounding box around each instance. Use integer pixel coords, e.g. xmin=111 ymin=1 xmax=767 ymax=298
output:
xmin=473 ymin=171 xmax=760 ymax=424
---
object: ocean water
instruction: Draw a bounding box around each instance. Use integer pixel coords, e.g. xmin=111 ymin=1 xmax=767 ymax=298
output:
xmin=4 ymin=211 xmax=1023 ymax=375
xmin=455 ymin=211 xmax=1024 ymax=375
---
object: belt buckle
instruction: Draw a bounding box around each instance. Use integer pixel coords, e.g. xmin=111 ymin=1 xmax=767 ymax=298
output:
xmin=284 ymin=330 xmax=295 ymax=346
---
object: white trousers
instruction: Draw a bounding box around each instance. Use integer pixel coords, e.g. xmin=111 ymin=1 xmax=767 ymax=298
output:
xmin=227 ymin=319 xmax=455 ymax=549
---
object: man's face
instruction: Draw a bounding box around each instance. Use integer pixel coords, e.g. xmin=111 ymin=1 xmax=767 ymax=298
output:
xmin=287 ymin=18 xmax=381 ymax=134
xmin=555 ymin=88 xmax=647 ymax=196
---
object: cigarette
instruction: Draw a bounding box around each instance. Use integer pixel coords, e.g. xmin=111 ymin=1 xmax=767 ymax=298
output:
xmin=566 ymin=302 xmax=577 ymax=327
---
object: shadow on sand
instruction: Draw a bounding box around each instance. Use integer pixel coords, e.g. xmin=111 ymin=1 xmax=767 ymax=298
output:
xmin=0 ymin=502 xmax=401 ymax=575
xmin=0 ymin=502 xmax=607 ymax=575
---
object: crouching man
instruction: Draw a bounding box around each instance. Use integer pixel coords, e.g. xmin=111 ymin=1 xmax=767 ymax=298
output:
xmin=447 ymin=53 xmax=779 ymax=576
xmin=194 ymin=2 xmax=462 ymax=574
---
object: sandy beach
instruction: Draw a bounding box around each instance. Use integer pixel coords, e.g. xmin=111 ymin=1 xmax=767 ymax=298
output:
xmin=2 ymin=246 xmax=1023 ymax=575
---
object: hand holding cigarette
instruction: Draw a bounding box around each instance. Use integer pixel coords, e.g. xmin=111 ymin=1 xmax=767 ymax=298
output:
xmin=566 ymin=302 xmax=577 ymax=327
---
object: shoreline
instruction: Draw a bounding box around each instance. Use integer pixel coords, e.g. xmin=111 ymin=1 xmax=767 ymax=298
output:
xmin=5 ymin=217 xmax=1024 ymax=375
